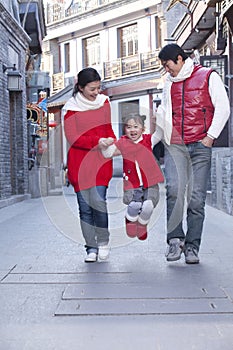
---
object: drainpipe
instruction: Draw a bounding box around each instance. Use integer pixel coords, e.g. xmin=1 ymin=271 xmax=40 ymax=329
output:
xmin=227 ymin=30 xmax=233 ymax=147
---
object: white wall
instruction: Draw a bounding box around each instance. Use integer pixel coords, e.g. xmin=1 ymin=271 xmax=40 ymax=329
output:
xmin=108 ymin=27 xmax=118 ymax=60
xmin=100 ymin=29 xmax=110 ymax=62
xmin=138 ymin=16 xmax=152 ymax=53
xmin=75 ymin=37 xmax=83 ymax=74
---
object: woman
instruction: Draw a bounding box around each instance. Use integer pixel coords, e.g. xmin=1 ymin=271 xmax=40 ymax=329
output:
xmin=63 ymin=68 xmax=116 ymax=263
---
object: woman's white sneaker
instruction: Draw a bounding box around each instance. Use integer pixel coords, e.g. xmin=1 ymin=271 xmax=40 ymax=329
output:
xmin=84 ymin=252 xmax=98 ymax=263
xmin=98 ymin=245 xmax=110 ymax=260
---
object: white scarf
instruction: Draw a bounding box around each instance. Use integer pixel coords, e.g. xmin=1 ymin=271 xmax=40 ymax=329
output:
xmin=62 ymin=92 xmax=109 ymax=112
xmin=156 ymin=57 xmax=194 ymax=144
xmin=61 ymin=92 xmax=109 ymax=167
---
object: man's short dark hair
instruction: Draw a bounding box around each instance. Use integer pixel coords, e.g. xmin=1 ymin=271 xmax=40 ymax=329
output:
xmin=158 ymin=44 xmax=188 ymax=63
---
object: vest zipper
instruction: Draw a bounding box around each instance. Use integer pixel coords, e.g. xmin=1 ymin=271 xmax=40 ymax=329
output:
xmin=182 ymin=81 xmax=185 ymax=140
xmin=202 ymin=107 xmax=207 ymax=132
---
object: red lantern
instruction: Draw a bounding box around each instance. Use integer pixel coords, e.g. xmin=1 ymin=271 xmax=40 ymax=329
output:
xmin=48 ymin=121 xmax=57 ymax=128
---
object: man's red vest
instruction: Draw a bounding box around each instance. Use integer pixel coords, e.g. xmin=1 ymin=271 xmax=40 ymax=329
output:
xmin=170 ymin=65 xmax=214 ymax=144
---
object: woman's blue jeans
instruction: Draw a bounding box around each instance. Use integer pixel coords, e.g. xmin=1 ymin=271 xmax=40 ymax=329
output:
xmin=164 ymin=142 xmax=212 ymax=250
xmin=76 ymin=186 xmax=110 ymax=252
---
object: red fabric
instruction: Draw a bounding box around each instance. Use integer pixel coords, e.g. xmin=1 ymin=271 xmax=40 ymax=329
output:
xmin=64 ymin=100 xmax=116 ymax=192
xmin=125 ymin=219 xmax=147 ymax=240
xmin=125 ymin=219 xmax=137 ymax=238
xmin=171 ymin=65 xmax=214 ymax=144
xmin=137 ymin=222 xmax=147 ymax=240
xmin=116 ymin=134 xmax=164 ymax=191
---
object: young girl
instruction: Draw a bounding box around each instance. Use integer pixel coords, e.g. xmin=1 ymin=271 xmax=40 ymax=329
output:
xmin=63 ymin=68 xmax=116 ymax=263
xmin=102 ymin=114 xmax=164 ymax=240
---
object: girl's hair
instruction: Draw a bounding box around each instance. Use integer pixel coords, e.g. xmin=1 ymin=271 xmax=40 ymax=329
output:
xmin=122 ymin=113 xmax=146 ymax=128
xmin=158 ymin=43 xmax=188 ymax=63
xmin=72 ymin=67 xmax=101 ymax=97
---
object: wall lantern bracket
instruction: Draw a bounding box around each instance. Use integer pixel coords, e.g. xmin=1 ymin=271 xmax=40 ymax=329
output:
xmin=3 ymin=64 xmax=22 ymax=91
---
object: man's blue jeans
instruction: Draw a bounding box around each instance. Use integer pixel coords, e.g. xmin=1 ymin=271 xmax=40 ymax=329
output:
xmin=76 ymin=186 xmax=110 ymax=252
xmin=164 ymin=142 xmax=212 ymax=250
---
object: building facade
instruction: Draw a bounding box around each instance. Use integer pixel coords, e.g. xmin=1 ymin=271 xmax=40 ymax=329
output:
xmin=0 ymin=0 xmax=47 ymax=206
xmin=0 ymin=0 xmax=30 ymax=204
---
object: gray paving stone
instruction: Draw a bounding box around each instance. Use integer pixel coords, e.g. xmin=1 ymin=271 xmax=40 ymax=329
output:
xmin=1 ymin=272 xmax=132 ymax=284
xmin=54 ymin=298 xmax=233 ymax=316
xmin=62 ymin=283 xmax=226 ymax=299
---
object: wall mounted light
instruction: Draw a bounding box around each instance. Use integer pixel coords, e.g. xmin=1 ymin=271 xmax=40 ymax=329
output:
xmin=3 ymin=64 xmax=22 ymax=91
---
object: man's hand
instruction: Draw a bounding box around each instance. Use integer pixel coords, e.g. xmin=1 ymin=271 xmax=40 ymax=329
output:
xmin=201 ymin=136 xmax=214 ymax=148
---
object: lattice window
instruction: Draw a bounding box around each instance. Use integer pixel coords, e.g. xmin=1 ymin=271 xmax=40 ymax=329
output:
xmin=118 ymin=23 xmax=138 ymax=58
xmin=83 ymin=35 xmax=100 ymax=66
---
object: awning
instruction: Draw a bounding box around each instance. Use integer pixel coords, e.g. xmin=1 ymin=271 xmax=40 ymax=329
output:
xmin=47 ymin=84 xmax=73 ymax=110
xmin=171 ymin=0 xmax=218 ymax=51
xmin=102 ymin=72 xmax=163 ymax=100
xmin=224 ymin=5 xmax=233 ymax=33
xmin=19 ymin=2 xmax=43 ymax=54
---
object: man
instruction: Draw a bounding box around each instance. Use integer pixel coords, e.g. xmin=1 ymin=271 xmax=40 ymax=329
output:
xmin=155 ymin=44 xmax=230 ymax=264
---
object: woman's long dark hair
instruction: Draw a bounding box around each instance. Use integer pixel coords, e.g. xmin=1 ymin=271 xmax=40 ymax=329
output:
xmin=72 ymin=67 xmax=101 ymax=97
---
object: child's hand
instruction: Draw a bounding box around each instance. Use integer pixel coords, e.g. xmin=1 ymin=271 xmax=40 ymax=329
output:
xmin=152 ymin=115 xmax=156 ymax=125
xmin=150 ymin=115 xmax=157 ymax=133
xmin=105 ymin=137 xmax=115 ymax=145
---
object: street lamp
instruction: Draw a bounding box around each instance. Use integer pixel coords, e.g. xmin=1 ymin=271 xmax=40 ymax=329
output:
xmin=3 ymin=64 xmax=22 ymax=91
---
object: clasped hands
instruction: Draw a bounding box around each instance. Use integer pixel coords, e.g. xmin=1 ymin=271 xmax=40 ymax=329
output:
xmin=98 ymin=137 xmax=115 ymax=150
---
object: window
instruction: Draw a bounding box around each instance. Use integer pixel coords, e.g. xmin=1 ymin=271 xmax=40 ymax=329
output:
xmin=64 ymin=43 xmax=70 ymax=72
xmin=83 ymin=35 xmax=100 ymax=66
xmin=119 ymin=100 xmax=139 ymax=136
xmin=201 ymin=55 xmax=227 ymax=83
xmin=119 ymin=24 xmax=138 ymax=58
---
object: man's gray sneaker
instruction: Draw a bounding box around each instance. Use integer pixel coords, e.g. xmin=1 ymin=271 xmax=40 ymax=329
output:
xmin=184 ymin=246 xmax=200 ymax=264
xmin=166 ymin=238 xmax=184 ymax=262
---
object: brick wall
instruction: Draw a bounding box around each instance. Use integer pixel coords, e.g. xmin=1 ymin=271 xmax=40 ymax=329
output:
xmin=207 ymin=148 xmax=233 ymax=216
xmin=0 ymin=2 xmax=30 ymax=200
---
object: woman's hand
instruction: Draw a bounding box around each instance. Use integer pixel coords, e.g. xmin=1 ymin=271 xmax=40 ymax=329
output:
xmin=98 ymin=137 xmax=115 ymax=150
